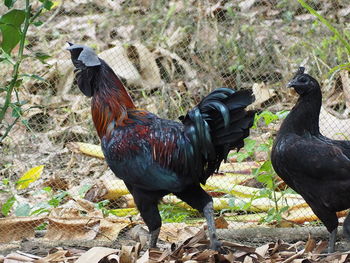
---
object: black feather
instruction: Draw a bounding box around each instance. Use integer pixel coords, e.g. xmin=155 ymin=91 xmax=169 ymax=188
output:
xmin=271 ymin=68 xmax=350 ymax=252
xmin=183 ymin=88 xmax=255 ymax=182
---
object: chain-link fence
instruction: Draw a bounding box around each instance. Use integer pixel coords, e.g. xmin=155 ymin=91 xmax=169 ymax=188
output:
xmin=1 ymin=0 xmax=350 ymax=254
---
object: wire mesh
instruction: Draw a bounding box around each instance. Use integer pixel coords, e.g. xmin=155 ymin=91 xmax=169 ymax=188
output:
xmin=1 ymin=0 xmax=350 ymax=249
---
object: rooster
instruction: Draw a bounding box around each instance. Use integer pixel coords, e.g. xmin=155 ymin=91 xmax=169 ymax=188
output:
xmin=68 ymin=43 xmax=255 ymax=250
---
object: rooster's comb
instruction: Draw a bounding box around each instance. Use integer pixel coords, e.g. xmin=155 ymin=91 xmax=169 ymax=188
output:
xmin=67 ymin=42 xmax=101 ymax=67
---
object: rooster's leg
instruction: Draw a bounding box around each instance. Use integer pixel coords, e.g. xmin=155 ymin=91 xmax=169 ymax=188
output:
xmin=328 ymin=228 xmax=337 ymax=253
xmin=128 ymin=185 xmax=162 ymax=249
xmin=203 ymin=201 xmax=221 ymax=251
xmin=175 ymin=185 xmax=222 ymax=251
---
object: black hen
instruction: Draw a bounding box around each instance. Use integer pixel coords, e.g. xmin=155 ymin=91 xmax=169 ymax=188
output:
xmin=271 ymin=67 xmax=350 ymax=253
xmin=67 ymin=43 xmax=256 ymax=250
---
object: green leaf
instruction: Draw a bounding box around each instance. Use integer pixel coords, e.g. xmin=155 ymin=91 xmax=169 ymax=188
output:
xmin=39 ymin=0 xmax=54 ymax=10
xmin=42 ymin=186 xmax=52 ymax=193
xmin=21 ymin=73 xmax=46 ymax=82
xmin=257 ymin=173 xmax=273 ymax=188
xmin=97 ymin=200 xmax=110 ymax=208
xmin=0 ymin=25 xmax=21 ymax=54
xmin=0 ymin=9 xmax=26 ymax=54
xmin=48 ymin=198 xmax=60 ymax=207
xmin=279 ymin=206 xmax=289 ymax=214
xmin=35 ymin=222 xmax=48 ymax=230
xmin=15 ymin=203 xmax=31 ymax=216
xmin=256 ymin=143 xmax=270 ymax=153
xmin=33 ymin=21 xmax=43 ymax=27
xmin=31 ymin=208 xmax=50 ymax=215
xmin=5 ymin=0 xmax=17 ymax=8
xmin=11 ymin=104 xmax=22 ymax=118
xmin=259 ymin=160 xmax=272 ymax=172
xmin=0 ymin=50 xmax=16 ymax=64
xmin=21 ymin=119 xmax=31 ymax=130
xmin=4 ymin=0 xmax=16 ymax=9
xmin=297 ymin=0 xmax=350 ymax=54
xmin=328 ymin=63 xmax=350 ymax=75
xmin=14 ymin=78 xmax=23 ymax=87
xmin=1 ymin=196 xmax=16 ymax=216
xmin=243 ymin=138 xmax=256 ymax=153
xmin=34 ymin=51 xmax=51 ymax=63
xmin=2 ymin=178 xmax=10 ymax=185
xmin=0 ymin=9 xmax=25 ymax=27
xmin=30 ymin=202 xmax=51 ymax=215
xmin=236 ymin=152 xmax=249 ymax=162
xmin=48 ymin=191 xmax=68 ymax=207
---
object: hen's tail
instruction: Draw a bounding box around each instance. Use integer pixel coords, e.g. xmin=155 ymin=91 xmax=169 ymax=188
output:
xmin=182 ymin=88 xmax=255 ymax=182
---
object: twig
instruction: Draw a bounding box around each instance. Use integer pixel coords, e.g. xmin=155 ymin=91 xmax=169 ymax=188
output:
xmin=0 ymin=116 xmax=20 ymax=143
xmin=281 ymin=248 xmax=305 ymax=263
xmin=41 ymin=0 xmax=65 ymax=27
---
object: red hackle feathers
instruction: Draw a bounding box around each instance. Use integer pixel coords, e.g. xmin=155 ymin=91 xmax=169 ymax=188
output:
xmin=91 ymin=69 xmax=135 ymax=138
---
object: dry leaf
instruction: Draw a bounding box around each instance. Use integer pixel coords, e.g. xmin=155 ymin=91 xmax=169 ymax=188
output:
xmin=96 ymin=219 xmax=129 ymax=241
xmin=239 ymin=0 xmax=256 ymax=11
xmin=67 ymin=142 xmax=104 ymax=159
xmin=251 ymin=82 xmax=277 ymax=108
xmin=42 ymin=176 xmax=69 ymax=191
xmin=319 ymin=107 xmax=350 ymax=139
xmin=100 ymin=42 xmax=162 ymax=90
xmin=255 ymin=243 xmax=269 ymax=257
xmin=0 ymin=217 xmax=45 ymax=243
xmin=75 ymin=247 xmax=117 ymax=263
xmin=215 ymin=216 xmax=229 ymax=229
xmin=136 ymin=250 xmax=149 ymax=263
xmin=44 ymin=218 xmax=100 ymax=241
xmin=40 ymin=248 xmax=70 ymax=262
xmin=285 ymin=204 xmax=347 ymax=224
xmin=119 ymin=246 xmax=137 ymax=263
xmin=304 ymin=234 xmax=316 ymax=253
xmin=4 ymin=253 xmax=36 ymax=262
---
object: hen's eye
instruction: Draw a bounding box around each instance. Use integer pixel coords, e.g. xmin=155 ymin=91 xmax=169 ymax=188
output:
xmin=298 ymin=76 xmax=307 ymax=82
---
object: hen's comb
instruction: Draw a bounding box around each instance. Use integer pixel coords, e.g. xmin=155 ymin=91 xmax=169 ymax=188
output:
xmin=295 ymin=66 xmax=305 ymax=76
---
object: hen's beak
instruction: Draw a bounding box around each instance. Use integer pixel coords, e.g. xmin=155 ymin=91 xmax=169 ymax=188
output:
xmin=287 ymin=78 xmax=300 ymax=88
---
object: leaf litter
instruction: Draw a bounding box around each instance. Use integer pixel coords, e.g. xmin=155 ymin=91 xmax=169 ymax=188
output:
xmin=1 ymin=229 xmax=349 ymax=262
xmin=2 ymin=0 xmax=350 ymax=262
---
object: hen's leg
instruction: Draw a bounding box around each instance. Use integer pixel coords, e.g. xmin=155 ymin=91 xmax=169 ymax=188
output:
xmin=307 ymin=203 xmax=338 ymax=254
xmin=175 ymin=185 xmax=221 ymax=251
xmin=343 ymin=212 xmax=350 ymax=239
xmin=328 ymin=228 xmax=337 ymax=254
